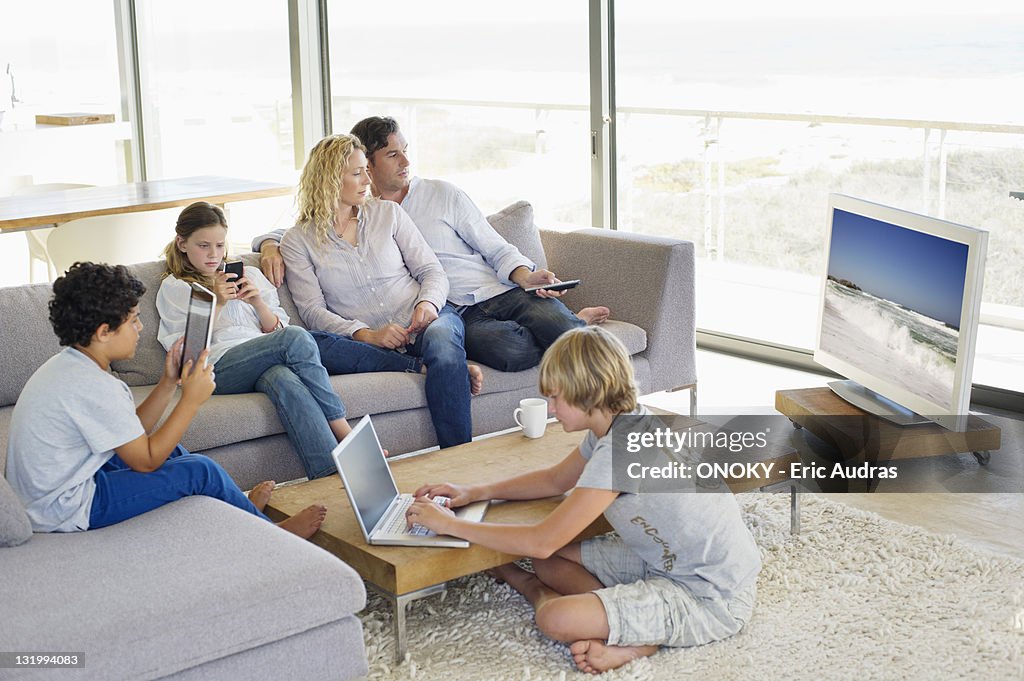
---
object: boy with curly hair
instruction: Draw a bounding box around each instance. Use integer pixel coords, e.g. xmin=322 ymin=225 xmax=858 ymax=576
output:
xmin=5 ymin=262 xmax=325 ymax=537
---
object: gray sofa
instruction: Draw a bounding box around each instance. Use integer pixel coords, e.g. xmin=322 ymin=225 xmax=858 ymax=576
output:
xmin=0 ymin=201 xmax=695 ymax=680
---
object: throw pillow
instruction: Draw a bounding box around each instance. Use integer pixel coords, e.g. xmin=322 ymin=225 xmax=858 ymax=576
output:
xmin=111 ymin=261 xmax=170 ymax=386
xmin=0 ymin=476 xmax=32 ymax=547
xmin=486 ymin=201 xmax=548 ymax=271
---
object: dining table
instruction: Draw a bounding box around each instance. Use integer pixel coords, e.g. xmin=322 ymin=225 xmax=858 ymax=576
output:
xmin=0 ymin=175 xmax=294 ymax=233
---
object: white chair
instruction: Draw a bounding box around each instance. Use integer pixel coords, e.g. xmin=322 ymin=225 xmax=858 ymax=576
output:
xmin=46 ymin=208 xmax=180 ymax=275
xmin=11 ymin=183 xmax=94 ymax=282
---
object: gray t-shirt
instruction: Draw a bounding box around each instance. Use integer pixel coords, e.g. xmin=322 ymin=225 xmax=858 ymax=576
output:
xmin=576 ymin=408 xmax=762 ymax=599
xmin=5 ymin=348 xmax=145 ymax=532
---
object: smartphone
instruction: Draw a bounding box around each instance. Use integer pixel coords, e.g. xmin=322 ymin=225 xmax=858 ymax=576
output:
xmin=222 ymin=259 xmax=244 ymax=281
xmin=524 ymin=279 xmax=581 ymax=293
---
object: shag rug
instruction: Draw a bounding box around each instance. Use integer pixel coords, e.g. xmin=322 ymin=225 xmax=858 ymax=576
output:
xmin=356 ymin=495 xmax=1024 ymax=680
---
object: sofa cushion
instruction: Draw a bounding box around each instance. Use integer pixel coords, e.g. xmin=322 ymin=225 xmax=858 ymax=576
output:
xmin=487 ymin=200 xmax=547 ymax=270
xmin=141 ymin=320 xmax=647 ymax=453
xmin=111 ymin=260 xmax=177 ymax=387
xmin=0 ymin=475 xmax=32 ymax=547
xmin=0 ymin=496 xmax=365 ymax=681
xmin=601 ymin=319 xmax=647 ymax=357
xmin=0 ymin=281 xmax=63 ymax=407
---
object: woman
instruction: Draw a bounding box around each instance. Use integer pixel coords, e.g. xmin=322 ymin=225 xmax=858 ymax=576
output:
xmin=156 ymin=201 xmax=419 ymax=479
xmin=279 ymin=134 xmax=482 ymax=449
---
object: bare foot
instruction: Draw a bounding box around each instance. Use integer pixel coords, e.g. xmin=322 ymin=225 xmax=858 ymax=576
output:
xmin=247 ymin=480 xmax=275 ymax=513
xmin=577 ymin=306 xmax=610 ymax=325
xmin=570 ymin=640 xmax=658 ymax=674
xmin=277 ymin=504 xmax=327 ymax=539
xmin=468 ymin=364 xmax=484 ymax=396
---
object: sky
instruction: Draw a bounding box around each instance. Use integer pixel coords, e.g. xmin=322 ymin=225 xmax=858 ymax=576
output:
xmin=826 ymin=207 xmax=973 ymax=327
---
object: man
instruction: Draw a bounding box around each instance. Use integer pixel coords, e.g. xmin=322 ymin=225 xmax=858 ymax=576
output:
xmin=255 ymin=116 xmax=608 ymax=372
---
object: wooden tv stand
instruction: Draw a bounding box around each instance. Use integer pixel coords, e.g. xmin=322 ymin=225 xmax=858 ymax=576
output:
xmin=775 ymin=387 xmax=1000 ymax=465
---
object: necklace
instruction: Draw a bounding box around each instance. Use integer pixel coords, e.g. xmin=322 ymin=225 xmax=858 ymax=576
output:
xmin=335 ymin=216 xmax=358 ymax=245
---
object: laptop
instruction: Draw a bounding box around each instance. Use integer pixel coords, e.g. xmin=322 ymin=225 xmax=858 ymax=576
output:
xmin=180 ymin=282 xmax=216 ymax=377
xmin=332 ymin=415 xmax=489 ymax=548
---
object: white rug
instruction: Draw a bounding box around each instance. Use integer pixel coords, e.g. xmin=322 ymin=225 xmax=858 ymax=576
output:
xmin=357 ymin=495 xmax=1024 ymax=680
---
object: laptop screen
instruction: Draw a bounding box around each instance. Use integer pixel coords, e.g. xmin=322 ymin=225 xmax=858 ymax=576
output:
xmin=332 ymin=416 xmax=400 ymax=535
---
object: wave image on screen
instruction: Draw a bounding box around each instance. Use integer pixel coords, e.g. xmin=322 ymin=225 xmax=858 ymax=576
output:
xmin=819 ymin=209 xmax=969 ymax=413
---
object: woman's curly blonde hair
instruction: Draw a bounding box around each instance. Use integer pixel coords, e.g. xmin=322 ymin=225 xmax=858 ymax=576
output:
xmin=296 ymin=134 xmax=367 ymax=245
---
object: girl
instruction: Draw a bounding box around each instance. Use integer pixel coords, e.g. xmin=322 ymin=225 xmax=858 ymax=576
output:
xmin=407 ymin=326 xmax=761 ymax=674
xmin=156 ymin=201 xmax=420 ymax=479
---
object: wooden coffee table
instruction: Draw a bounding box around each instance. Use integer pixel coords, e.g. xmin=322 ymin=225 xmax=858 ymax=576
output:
xmin=265 ymin=417 xmax=800 ymax=661
xmin=264 ymin=423 xmax=606 ymax=661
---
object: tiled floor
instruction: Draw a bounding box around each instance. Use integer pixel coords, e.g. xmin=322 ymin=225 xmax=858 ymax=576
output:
xmin=640 ymin=348 xmax=1024 ymax=561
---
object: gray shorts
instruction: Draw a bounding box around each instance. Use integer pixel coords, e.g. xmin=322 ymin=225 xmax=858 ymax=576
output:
xmin=580 ymin=534 xmax=756 ymax=648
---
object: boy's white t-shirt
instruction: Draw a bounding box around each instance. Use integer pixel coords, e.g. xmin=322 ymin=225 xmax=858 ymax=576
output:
xmin=4 ymin=348 xmax=145 ymax=532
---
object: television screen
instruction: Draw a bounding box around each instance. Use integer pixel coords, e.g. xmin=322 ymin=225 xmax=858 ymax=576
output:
xmin=814 ymin=195 xmax=988 ymax=431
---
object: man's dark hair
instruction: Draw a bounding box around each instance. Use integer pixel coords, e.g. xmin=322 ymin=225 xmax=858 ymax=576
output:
xmin=350 ymin=116 xmax=400 ymax=164
xmin=49 ymin=262 xmax=147 ymax=347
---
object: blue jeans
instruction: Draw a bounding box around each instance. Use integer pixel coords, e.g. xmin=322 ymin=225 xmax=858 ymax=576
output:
xmin=89 ymin=446 xmax=268 ymax=529
xmin=214 ymin=326 xmax=353 ymax=480
xmin=406 ymin=304 xmax=472 ymax=448
xmin=462 ymin=288 xmax=585 ymax=372
xmin=309 ymin=330 xmax=422 ymax=375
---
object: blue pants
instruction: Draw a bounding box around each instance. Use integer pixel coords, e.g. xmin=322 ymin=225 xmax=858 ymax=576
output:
xmin=309 ymin=329 xmax=422 ymax=375
xmin=214 ymin=326 xmax=403 ymax=480
xmin=462 ymin=288 xmax=585 ymax=372
xmin=89 ymin=446 xmax=267 ymax=529
xmin=406 ymin=304 xmax=472 ymax=448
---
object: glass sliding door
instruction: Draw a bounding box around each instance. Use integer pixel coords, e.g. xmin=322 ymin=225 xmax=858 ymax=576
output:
xmin=134 ymin=0 xmax=298 ymax=247
xmin=0 ymin=1 xmax=130 ymax=192
xmin=615 ymin=1 xmax=1024 ymax=392
xmin=0 ymin=1 xmax=132 ymax=287
xmin=325 ymin=0 xmax=591 ymax=225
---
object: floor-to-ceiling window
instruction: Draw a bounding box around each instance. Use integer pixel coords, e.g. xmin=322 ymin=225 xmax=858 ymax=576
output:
xmin=0 ymin=1 xmax=129 ymax=192
xmin=133 ymin=0 xmax=298 ymax=248
xmin=2 ymin=1 xmax=1022 ymax=401
xmin=324 ymin=0 xmax=591 ymax=225
xmin=134 ymin=0 xmax=294 ymax=182
xmin=0 ymin=1 xmax=132 ymax=285
xmin=615 ymin=1 xmax=1024 ymax=393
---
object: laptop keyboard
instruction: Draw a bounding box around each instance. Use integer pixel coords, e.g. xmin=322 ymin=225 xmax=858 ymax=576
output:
xmin=377 ymin=495 xmax=450 ymax=537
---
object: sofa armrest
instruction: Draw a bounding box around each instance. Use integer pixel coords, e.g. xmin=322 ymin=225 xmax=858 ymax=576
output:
xmin=540 ymin=227 xmax=696 ymax=394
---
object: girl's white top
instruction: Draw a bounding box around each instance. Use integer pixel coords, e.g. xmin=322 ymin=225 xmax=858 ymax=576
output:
xmin=156 ymin=265 xmax=289 ymax=365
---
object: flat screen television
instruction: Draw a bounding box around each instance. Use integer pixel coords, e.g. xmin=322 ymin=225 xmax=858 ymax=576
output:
xmin=814 ymin=194 xmax=988 ymax=432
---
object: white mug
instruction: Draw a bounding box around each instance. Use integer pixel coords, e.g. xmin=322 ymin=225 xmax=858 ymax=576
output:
xmin=514 ymin=398 xmax=548 ymax=439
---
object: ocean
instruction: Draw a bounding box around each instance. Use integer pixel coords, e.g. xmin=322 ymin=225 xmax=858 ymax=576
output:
xmin=820 ymin=279 xmax=961 ymax=411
